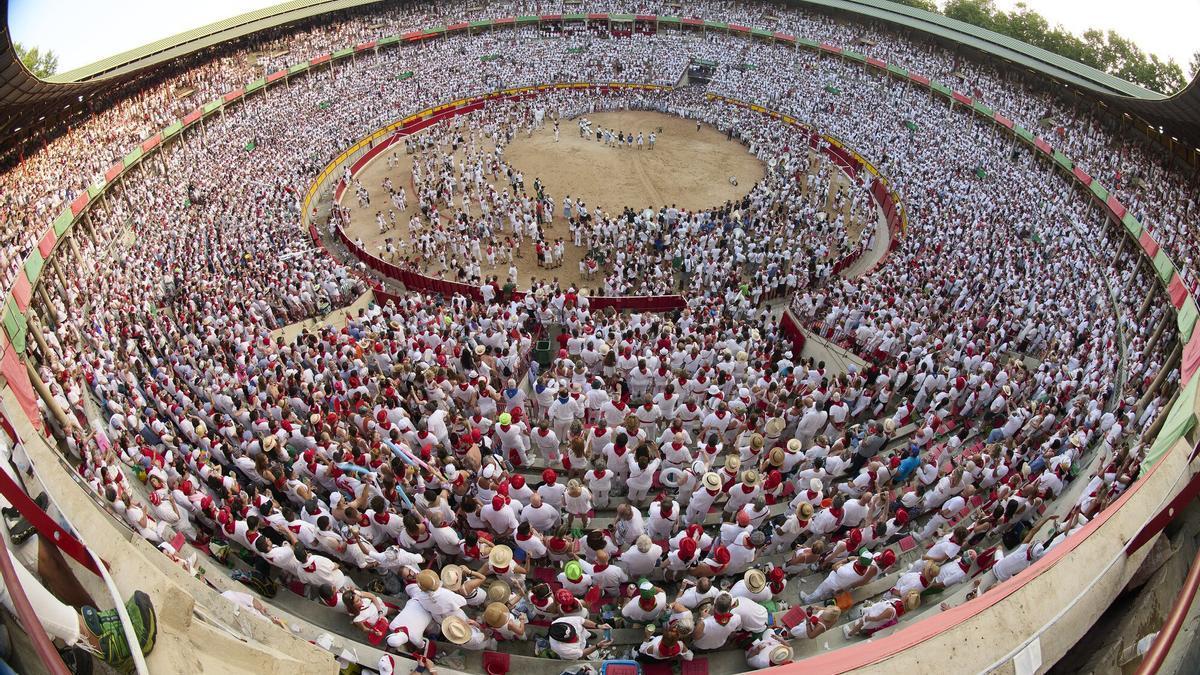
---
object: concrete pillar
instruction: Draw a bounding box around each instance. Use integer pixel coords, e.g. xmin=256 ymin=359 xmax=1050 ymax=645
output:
xmin=1134 ymin=283 xmax=1157 ymax=322
xmin=1142 ymin=309 xmax=1172 ymax=361
xmin=1137 ymin=341 xmax=1181 ymax=414
xmin=50 ymin=259 xmax=69 ymax=294
xmin=26 ymin=360 xmax=73 ymax=431
xmin=27 ymin=316 xmax=57 ymax=369
xmin=1143 ymin=387 xmax=1179 ymax=444
xmin=67 ymin=234 xmax=85 ymax=270
xmin=35 ymin=283 xmax=57 ymax=319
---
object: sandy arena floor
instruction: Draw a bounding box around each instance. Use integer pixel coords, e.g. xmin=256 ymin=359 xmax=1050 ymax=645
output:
xmin=341 ymin=109 xmax=860 ymax=291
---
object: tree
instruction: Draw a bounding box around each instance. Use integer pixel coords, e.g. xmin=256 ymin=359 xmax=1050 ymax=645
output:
xmin=942 ymin=0 xmax=999 ymax=33
xmin=13 ymin=42 xmax=59 ymax=77
xmin=933 ymin=2 xmax=1184 ymax=93
xmin=886 ymin=0 xmax=939 ymax=12
xmin=1189 ymin=50 xmax=1200 ymax=80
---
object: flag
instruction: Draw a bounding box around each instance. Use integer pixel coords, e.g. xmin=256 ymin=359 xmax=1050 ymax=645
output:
xmin=567 ymin=47 xmax=585 ymax=54
xmin=824 ymin=85 xmax=841 ymax=95
xmin=245 ymin=140 xmax=257 ymax=152
xmin=397 ymin=71 xmax=414 ymax=80
xmin=318 ymin=101 xmax=331 ymax=110
xmin=903 ymin=120 xmax=917 ymax=132
xmin=974 ymin=166 xmax=987 ymax=179
xmin=481 ymin=54 xmax=501 ymax=62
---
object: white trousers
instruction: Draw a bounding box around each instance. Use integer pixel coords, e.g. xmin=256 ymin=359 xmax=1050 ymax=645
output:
xmin=0 ymin=543 xmax=81 ymax=645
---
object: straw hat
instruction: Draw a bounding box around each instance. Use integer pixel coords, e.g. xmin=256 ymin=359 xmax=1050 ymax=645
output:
xmin=724 ymin=455 xmax=741 ymax=473
xmin=903 ymin=591 xmax=922 ymax=612
xmin=417 ymin=569 xmax=441 ymax=592
xmin=744 ymin=569 xmax=767 ymax=594
xmin=702 ymin=472 xmax=722 ymax=491
xmin=787 ymin=438 xmax=802 ymax=452
xmin=766 ymin=417 xmax=786 ymax=436
xmin=486 ymin=580 xmax=512 ymax=604
xmin=489 ymin=544 xmax=513 ymax=569
xmin=769 ymin=643 xmax=794 ymax=665
xmin=798 ymin=502 xmax=815 ymax=519
xmin=750 ymin=434 xmax=764 ymax=449
xmin=442 ymin=615 xmax=472 ymax=645
xmin=440 ymin=564 xmax=464 ymax=592
xmin=483 ymin=602 xmax=509 ymax=628
xmin=741 ymin=470 xmax=759 ymax=486
xmin=768 ymin=448 xmax=785 ymax=467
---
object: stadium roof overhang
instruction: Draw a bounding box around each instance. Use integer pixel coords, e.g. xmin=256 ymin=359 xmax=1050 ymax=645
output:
xmin=0 ymin=0 xmax=1198 ymax=149
xmin=791 ymin=0 xmax=1200 ymax=146
xmin=0 ymin=0 xmax=384 ymax=146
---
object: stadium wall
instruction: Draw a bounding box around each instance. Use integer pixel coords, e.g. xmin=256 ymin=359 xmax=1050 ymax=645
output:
xmin=5 ymin=15 xmax=1200 ymax=674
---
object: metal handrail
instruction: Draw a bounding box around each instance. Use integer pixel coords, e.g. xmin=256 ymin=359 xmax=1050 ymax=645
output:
xmin=1136 ymin=541 xmax=1200 ymax=674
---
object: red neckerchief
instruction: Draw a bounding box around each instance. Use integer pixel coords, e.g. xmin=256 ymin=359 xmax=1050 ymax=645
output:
xmin=657 ymin=641 xmax=681 ymax=657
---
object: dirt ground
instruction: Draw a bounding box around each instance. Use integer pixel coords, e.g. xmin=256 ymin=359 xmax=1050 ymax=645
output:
xmin=340 ymin=110 xmax=763 ymax=290
xmin=340 ymin=109 xmax=866 ymax=291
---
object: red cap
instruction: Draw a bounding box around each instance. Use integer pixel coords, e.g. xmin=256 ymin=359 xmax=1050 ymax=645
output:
xmin=679 ymin=537 xmax=697 ymax=559
xmin=848 ymin=528 xmax=863 ymax=549
xmin=895 ymin=508 xmax=909 ymax=525
xmin=878 ymin=549 xmax=897 ymax=567
xmin=542 ymin=469 xmax=557 ymax=484
xmin=510 ymin=475 xmax=525 ymax=489
xmin=736 ymin=510 xmax=751 ymax=527
xmin=555 ymin=588 xmax=576 ymax=608
xmin=712 ymin=546 xmax=731 ymax=564
xmin=492 ymin=495 xmax=506 ymax=511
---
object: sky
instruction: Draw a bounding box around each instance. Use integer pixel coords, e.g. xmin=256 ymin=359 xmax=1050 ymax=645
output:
xmin=7 ymin=0 xmax=1199 ymax=76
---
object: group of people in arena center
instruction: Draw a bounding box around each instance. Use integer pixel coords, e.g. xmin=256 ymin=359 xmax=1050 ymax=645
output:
xmin=0 ymin=0 xmax=1188 ymax=672
xmin=334 ymin=90 xmax=874 ymax=299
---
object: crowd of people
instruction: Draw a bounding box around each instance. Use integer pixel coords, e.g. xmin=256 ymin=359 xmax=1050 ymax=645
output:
xmin=1 ymin=1 xmax=1192 ymax=673
xmin=338 ymin=88 xmax=873 ymax=299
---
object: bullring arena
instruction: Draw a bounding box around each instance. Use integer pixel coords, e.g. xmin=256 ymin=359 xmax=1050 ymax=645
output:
xmin=0 ymin=2 xmax=1199 ymax=675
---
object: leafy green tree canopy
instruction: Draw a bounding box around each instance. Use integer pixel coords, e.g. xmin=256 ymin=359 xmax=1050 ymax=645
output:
xmin=14 ymin=42 xmax=59 ymax=77
xmin=895 ymin=0 xmax=1188 ymax=93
